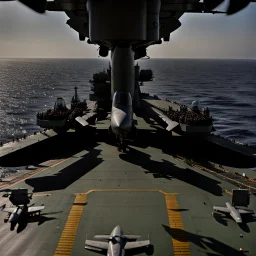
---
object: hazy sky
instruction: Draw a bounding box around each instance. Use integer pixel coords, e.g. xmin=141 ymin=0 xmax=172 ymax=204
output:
xmin=0 ymin=1 xmax=255 ymax=59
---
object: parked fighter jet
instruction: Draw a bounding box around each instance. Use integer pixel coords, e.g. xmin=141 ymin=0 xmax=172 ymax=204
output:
xmin=85 ymin=225 xmax=150 ymax=255
xmin=0 ymin=204 xmax=45 ymax=230
xmin=213 ymin=202 xmax=255 ymax=223
xmin=0 ymin=188 xmax=45 ymax=230
xmin=109 ymin=91 xmax=136 ymax=151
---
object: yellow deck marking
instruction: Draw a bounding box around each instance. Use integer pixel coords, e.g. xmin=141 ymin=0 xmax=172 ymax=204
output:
xmin=54 ymin=194 xmax=87 ymax=256
xmin=32 ymin=193 xmax=51 ymax=197
xmin=75 ymin=189 xmax=178 ymax=195
xmin=224 ymin=189 xmax=232 ymax=195
xmin=165 ymin=194 xmax=190 ymax=256
xmin=0 ymin=158 xmax=69 ymax=190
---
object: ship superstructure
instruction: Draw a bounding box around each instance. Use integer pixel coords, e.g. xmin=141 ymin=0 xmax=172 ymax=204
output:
xmin=0 ymin=1 xmax=256 ymax=255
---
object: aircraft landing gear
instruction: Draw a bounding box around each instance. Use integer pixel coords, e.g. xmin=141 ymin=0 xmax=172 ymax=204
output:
xmin=4 ymin=214 xmax=10 ymax=223
xmin=10 ymin=222 xmax=16 ymax=231
xmin=117 ymin=137 xmax=127 ymax=152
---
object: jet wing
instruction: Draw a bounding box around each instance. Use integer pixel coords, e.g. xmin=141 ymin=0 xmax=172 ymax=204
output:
xmin=75 ymin=113 xmax=97 ymax=126
xmin=213 ymin=206 xmax=230 ymax=213
xmin=85 ymin=240 xmax=108 ymax=251
xmin=151 ymin=107 xmax=179 ymax=131
xmin=238 ymin=209 xmax=255 ymax=215
xmin=75 ymin=116 xmax=89 ymax=126
xmin=28 ymin=206 xmax=45 ymax=213
xmin=123 ymin=235 xmax=141 ymax=240
xmin=0 ymin=205 xmax=16 ymax=213
xmin=124 ymin=240 xmax=150 ymax=250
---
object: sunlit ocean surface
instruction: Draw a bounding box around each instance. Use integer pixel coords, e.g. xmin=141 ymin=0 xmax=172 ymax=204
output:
xmin=0 ymin=58 xmax=255 ymax=146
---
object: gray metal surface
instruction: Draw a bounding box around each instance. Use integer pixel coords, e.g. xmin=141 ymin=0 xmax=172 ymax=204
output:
xmin=0 ymin=100 xmax=255 ymax=256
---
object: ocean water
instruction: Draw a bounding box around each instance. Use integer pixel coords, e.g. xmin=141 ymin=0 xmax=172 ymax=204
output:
xmin=0 ymin=58 xmax=255 ymax=146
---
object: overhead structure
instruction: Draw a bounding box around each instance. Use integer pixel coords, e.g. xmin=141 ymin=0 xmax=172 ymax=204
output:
xmin=1 ymin=0 xmax=255 ymax=148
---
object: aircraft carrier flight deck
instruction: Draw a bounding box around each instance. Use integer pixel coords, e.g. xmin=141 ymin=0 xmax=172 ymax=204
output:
xmin=0 ymin=102 xmax=256 ymax=256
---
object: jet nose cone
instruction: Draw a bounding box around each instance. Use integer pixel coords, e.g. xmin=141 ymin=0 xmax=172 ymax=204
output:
xmin=9 ymin=213 xmax=18 ymax=223
xmin=118 ymin=119 xmax=131 ymax=131
xmin=111 ymin=109 xmax=132 ymax=134
xmin=114 ymin=114 xmax=130 ymax=130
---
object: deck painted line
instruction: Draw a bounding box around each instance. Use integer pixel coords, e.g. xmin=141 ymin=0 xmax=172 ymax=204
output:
xmin=0 ymin=158 xmax=69 ymax=190
xmin=54 ymin=194 xmax=87 ymax=256
xmin=33 ymin=193 xmax=52 ymax=197
xmin=75 ymin=189 xmax=178 ymax=195
xmin=165 ymin=194 xmax=190 ymax=256
xmin=223 ymin=190 xmax=232 ymax=195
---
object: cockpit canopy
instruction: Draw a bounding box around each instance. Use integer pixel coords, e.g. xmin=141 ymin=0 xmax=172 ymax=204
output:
xmin=54 ymin=97 xmax=67 ymax=111
xmin=113 ymin=91 xmax=132 ymax=107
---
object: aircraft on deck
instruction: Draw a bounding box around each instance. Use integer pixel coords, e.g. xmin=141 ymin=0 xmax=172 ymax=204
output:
xmin=213 ymin=189 xmax=255 ymax=224
xmin=1 ymin=0 xmax=255 ymax=150
xmin=0 ymin=204 xmax=45 ymax=229
xmin=213 ymin=202 xmax=255 ymax=224
xmin=85 ymin=225 xmax=150 ymax=255
xmin=109 ymin=92 xmax=137 ymax=151
xmin=0 ymin=188 xmax=45 ymax=230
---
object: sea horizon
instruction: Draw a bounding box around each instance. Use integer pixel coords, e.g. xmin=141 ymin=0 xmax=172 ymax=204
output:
xmin=0 ymin=57 xmax=256 ymax=60
xmin=0 ymin=58 xmax=255 ymax=146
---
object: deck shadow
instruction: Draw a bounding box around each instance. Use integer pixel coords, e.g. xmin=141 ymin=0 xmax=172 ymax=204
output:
xmin=25 ymin=148 xmax=103 ymax=192
xmin=162 ymin=136 xmax=256 ymax=169
xmin=119 ymin=147 xmax=222 ymax=196
xmin=126 ymin=244 xmax=154 ymax=256
xmin=15 ymin=215 xmax=56 ymax=233
xmin=123 ymin=119 xmax=256 ymax=168
xmin=162 ymin=224 xmax=244 ymax=256
xmin=213 ymin=213 xmax=255 ymax=233
xmin=0 ymin=130 xmax=98 ymax=167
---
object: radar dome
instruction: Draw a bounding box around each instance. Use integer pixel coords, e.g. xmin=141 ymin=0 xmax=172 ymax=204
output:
xmin=191 ymin=101 xmax=201 ymax=111
xmin=54 ymin=97 xmax=67 ymax=111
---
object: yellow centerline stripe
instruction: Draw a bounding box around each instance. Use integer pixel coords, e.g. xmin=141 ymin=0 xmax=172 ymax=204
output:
xmin=165 ymin=194 xmax=190 ymax=256
xmin=54 ymin=194 xmax=87 ymax=256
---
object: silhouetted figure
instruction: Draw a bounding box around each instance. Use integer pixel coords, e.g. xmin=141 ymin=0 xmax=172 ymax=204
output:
xmin=205 ymin=107 xmax=210 ymax=116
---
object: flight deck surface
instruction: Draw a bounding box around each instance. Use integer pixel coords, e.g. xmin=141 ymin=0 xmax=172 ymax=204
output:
xmin=0 ymin=112 xmax=256 ymax=256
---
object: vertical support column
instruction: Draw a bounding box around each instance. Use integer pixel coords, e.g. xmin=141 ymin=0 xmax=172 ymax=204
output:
xmin=134 ymin=63 xmax=141 ymax=109
xmin=147 ymin=0 xmax=161 ymax=41
xmin=111 ymin=46 xmax=135 ymax=100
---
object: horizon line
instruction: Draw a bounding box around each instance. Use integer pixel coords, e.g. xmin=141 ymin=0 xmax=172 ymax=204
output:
xmin=0 ymin=57 xmax=256 ymax=60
